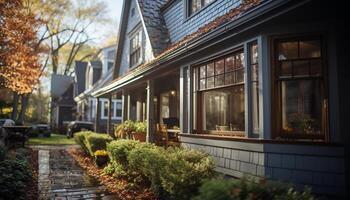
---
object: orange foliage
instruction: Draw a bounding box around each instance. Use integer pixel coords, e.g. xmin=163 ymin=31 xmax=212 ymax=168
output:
xmin=0 ymin=0 xmax=42 ymax=94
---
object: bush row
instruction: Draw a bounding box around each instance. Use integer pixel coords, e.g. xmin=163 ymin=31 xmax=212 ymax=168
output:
xmin=0 ymin=148 xmax=32 ymax=200
xmin=193 ymin=178 xmax=315 ymax=200
xmin=105 ymin=139 xmax=215 ymax=200
xmin=74 ymin=131 xmax=113 ymax=156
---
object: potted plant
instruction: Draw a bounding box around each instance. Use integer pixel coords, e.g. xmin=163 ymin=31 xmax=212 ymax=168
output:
xmin=94 ymin=150 xmax=109 ymax=167
xmin=132 ymin=121 xmax=147 ymax=142
xmin=114 ymin=120 xmax=135 ymax=139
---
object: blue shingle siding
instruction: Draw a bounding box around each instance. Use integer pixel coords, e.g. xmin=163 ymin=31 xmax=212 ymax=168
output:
xmin=163 ymin=0 xmax=242 ymax=43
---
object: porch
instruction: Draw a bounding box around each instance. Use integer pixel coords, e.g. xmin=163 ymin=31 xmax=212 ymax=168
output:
xmin=96 ymin=69 xmax=180 ymax=144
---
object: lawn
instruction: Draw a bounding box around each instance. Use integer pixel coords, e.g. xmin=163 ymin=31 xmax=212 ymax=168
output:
xmin=28 ymin=134 xmax=76 ymax=145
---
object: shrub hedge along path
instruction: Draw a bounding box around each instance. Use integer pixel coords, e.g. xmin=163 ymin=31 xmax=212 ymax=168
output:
xmin=29 ymin=145 xmax=118 ymax=200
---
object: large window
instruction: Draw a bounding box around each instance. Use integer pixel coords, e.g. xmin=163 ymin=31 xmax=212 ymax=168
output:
xmin=189 ymin=0 xmax=215 ymax=16
xmin=130 ymin=30 xmax=142 ymax=67
xmin=196 ymin=50 xmax=245 ymax=135
xmin=274 ymin=36 xmax=327 ymax=139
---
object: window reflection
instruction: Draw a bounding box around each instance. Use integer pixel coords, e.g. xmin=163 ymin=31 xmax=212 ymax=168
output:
xmin=202 ymin=86 xmax=245 ymax=132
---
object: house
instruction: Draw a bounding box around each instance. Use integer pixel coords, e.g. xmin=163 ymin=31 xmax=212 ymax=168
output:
xmin=51 ymin=74 xmax=75 ymax=132
xmin=91 ymin=0 xmax=348 ymax=197
xmin=74 ymin=45 xmax=122 ymax=133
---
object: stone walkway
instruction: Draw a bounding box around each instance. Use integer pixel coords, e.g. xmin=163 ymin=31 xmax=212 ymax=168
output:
xmin=30 ymin=145 xmax=118 ymax=200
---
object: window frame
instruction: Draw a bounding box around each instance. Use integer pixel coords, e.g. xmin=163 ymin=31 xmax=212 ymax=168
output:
xmin=129 ymin=29 xmax=142 ymax=68
xmin=194 ymin=48 xmax=246 ymax=136
xmin=187 ymin=0 xmax=216 ymax=18
xmin=271 ymin=34 xmax=329 ymax=141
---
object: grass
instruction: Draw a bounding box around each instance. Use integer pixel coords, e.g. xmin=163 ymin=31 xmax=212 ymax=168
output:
xmin=28 ymin=134 xmax=76 ymax=145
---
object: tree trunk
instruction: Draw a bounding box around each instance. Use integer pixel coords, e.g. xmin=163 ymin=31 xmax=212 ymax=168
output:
xmin=17 ymin=94 xmax=30 ymax=124
xmin=52 ymin=50 xmax=59 ymax=74
xmin=11 ymin=92 xmax=19 ymax=120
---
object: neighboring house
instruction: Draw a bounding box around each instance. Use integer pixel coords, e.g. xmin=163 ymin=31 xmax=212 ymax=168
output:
xmin=91 ymin=0 xmax=348 ymax=197
xmin=51 ymin=74 xmax=75 ymax=132
xmin=74 ymin=45 xmax=122 ymax=133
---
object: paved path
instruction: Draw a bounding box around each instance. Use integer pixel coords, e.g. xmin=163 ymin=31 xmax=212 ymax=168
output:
xmin=30 ymin=145 xmax=118 ymax=200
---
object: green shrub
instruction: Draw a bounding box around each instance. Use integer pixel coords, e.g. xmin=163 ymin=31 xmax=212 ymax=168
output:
xmin=128 ymin=143 xmax=166 ymax=195
xmin=74 ymin=131 xmax=92 ymax=153
xmin=192 ymin=178 xmax=315 ymax=200
xmin=0 ymin=146 xmax=6 ymax=161
xmin=105 ymin=140 xmax=215 ymax=200
xmin=85 ymin=133 xmax=113 ymax=156
xmin=0 ymin=148 xmax=32 ymax=200
xmin=160 ymin=148 xmax=215 ymax=200
xmin=106 ymin=139 xmax=140 ymax=168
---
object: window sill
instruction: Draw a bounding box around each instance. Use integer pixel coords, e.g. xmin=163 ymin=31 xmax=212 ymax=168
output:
xmin=179 ymin=133 xmax=341 ymax=146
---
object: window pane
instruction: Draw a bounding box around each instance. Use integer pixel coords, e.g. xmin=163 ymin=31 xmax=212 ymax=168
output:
xmin=200 ymin=66 xmax=206 ymax=78
xmin=225 ymin=56 xmax=235 ymax=72
xmin=202 ymin=86 xmax=245 ymax=131
xmin=215 ymin=59 xmax=225 ymax=75
xmin=310 ymin=60 xmax=322 ymax=76
xmin=207 ymin=63 xmax=214 ymax=76
xmin=293 ymin=60 xmax=309 ymax=76
xmin=280 ymin=61 xmax=292 ymax=77
xmin=281 ymin=80 xmax=322 ymax=135
xmin=225 ymin=72 xmax=235 ymax=85
xmin=207 ymin=77 xmax=214 ymax=88
xmin=250 ymin=44 xmax=259 ymax=64
xmin=235 ymin=53 xmax=244 ymax=69
xmin=278 ymin=41 xmax=298 ymax=60
xmin=250 ymin=42 xmax=259 ymax=134
xmin=300 ymin=40 xmax=321 ymax=58
xmin=236 ymin=69 xmax=244 ymax=83
xmin=215 ymin=74 xmax=225 ymax=87
xmin=199 ymin=79 xmax=206 ymax=90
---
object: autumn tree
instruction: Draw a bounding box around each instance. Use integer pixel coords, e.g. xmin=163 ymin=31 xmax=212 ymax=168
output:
xmin=0 ymin=0 xmax=42 ymax=122
xmin=28 ymin=0 xmax=108 ymax=75
xmin=0 ymin=0 xmax=41 ymax=93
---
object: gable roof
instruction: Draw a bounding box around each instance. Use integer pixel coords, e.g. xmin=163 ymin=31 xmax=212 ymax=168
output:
xmin=137 ymin=0 xmax=170 ymax=56
xmin=94 ymin=0 xmax=266 ymax=97
xmin=74 ymin=61 xmax=88 ymax=95
xmin=51 ymin=74 xmax=74 ymax=98
xmin=113 ymin=0 xmax=170 ymax=78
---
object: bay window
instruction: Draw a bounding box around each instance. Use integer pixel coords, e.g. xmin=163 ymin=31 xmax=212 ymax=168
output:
xmin=273 ymin=36 xmax=328 ymax=139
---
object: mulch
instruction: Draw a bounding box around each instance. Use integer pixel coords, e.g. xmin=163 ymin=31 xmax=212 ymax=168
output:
xmin=67 ymin=147 xmax=156 ymax=200
xmin=26 ymin=148 xmax=39 ymax=200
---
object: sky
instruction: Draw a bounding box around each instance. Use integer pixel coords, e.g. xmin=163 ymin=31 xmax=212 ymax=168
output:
xmin=89 ymin=0 xmax=124 ymax=46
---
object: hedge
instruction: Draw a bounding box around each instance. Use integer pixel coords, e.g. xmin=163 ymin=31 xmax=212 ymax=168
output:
xmin=106 ymin=140 xmax=215 ymax=200
xmin=0 ymin=148 xmax=32 ymax=200
xmin=192 ymin=178 xmax=315 ymax=200
xmin=74 ymin=131 xmax=113 ymax=156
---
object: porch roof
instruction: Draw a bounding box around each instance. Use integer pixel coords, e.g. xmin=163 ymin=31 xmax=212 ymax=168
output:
xmin=91 ymin=0 xmax=291 ymax=97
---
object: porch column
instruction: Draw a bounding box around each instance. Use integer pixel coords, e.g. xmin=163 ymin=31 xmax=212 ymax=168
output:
xmin=107 ymin=95 xmax=112 ymax=135
xmin=121 ymin=91 xmax=127 ymax=122
xmin=95 ymin=98 xmax=100 ymax=132
xmin=146 ymin=80 xmax=155 ymax=143
xmin=127 ymin=93 xmax=131 ymax=120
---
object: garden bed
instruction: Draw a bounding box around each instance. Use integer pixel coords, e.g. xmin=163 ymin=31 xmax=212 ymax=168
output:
xmin=0 ymin=147 xmax=38 ymax=200
xmin=67 ymin=147 xmax=156 ymax=200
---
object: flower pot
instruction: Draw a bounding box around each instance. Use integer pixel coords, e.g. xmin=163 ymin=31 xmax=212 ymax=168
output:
xmin=95 ymin=155 xmax=108 ymax=167
xmin=132 ymin=131 xmax=146 ymax=142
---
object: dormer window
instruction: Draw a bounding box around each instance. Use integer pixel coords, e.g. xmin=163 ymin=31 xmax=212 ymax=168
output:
xmin=130 ymin=30 xmax=142 ymax=67
xmin=189 ymin=0 xmax=215 ymax=16
xmin=131 ymin=8 xmax=135 ymax=17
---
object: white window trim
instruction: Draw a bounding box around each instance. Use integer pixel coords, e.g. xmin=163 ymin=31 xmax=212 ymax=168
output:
xmin=100 ymin=98 xmax=109 ymax=119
